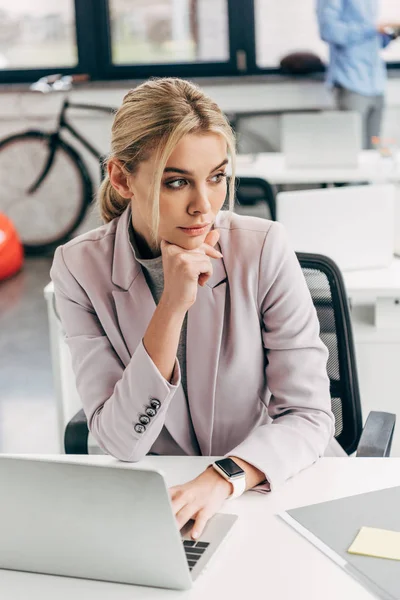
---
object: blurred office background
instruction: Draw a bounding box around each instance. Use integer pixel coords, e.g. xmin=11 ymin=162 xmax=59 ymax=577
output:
xmin=0 ymin=0 xmax=400 ymax=455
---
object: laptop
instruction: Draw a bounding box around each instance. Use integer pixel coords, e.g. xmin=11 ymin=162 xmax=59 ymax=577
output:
xmin=281 ymin=111 xmax=362 ymax=168
xmin=0 ymin=456 xmax=237 ymax=590
xmin=277 ymin=184 xmax=395 ymax=271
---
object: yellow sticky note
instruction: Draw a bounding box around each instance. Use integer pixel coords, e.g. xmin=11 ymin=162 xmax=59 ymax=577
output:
xmin=348 ymin=526 xmax=400 ymax=561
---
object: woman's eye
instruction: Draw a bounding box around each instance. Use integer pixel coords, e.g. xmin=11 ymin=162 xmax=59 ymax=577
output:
xmin=166 ymin=179 xmax=187 ymax=189
xmin=211 ymin=172 xmax=227 ymax=183
xmin=165 ymin=173 xmax=226 ymax=189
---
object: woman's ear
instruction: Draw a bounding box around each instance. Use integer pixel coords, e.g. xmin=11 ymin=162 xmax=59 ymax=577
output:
xmin=108 ymin=159 xmax=132 ymax=199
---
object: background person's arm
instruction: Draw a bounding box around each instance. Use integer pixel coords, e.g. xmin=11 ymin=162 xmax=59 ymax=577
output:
xmin=317 ymin=0 xmax=377 ymax=47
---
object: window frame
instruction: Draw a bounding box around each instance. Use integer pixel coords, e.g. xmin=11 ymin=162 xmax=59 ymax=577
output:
xmin=0 ymin=0 xmax=96 ymax=84
xmin=93 ymin=0 xmax=248 ymax=79
xmin=0 ymin=0 xmax=399 ymax=84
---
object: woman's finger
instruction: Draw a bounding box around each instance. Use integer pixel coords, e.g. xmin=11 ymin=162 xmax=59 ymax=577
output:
xmin=204 ymin=228 xmax=220 ymax=248
xmin=191 ymin=509 xmax=210 ymax=540
xmin=176 ymin=502 xmax=198 ymax=531
xmin=188 ymin=243 xmax=222 ymax=259
xmin=201 ymin=244 xmax=223 ymax=259
xmin=160 ymin=239 xmax=169 ymax=251
xmin=198 ymin=273 xmax=208 ymax=287
xmin=169 ymin=488 xmax=189 ymax=516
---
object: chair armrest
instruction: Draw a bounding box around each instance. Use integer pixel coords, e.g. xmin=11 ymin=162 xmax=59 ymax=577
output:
xmin=64 ymin=408 xmax=89 ymax=455
xmin=356 ymin=411 xmax=396 ymax=457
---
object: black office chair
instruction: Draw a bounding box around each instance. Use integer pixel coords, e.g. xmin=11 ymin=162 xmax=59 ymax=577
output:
xmin=297 ymin=252 xmax=395 ymax=456
xmin=234 ymin=176 xmax=277 ymax=221
xmin=64 ymin=252 xmax=395 ymax=457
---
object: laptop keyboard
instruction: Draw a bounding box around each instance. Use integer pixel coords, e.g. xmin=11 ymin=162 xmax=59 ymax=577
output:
xmin=183 ymin=540 xmax=210 ymax=571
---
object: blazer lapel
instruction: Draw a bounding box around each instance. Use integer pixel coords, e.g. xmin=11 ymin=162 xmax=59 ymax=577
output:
xmin=109 ymin=208 xmax=155 ymax=362
xmin=112 ymin=276 xmax=155 ymax=359
xmin=186 ymin=253 xmax=227 ymax=456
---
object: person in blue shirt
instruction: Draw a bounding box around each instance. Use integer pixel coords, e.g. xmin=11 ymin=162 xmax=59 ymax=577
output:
xmin=317 ymin=0 xmax=400 ymax=148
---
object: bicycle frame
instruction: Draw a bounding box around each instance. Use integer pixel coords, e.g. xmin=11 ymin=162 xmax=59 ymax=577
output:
xmin=59 ymin=99 xmax=115 ymax=160
xmin=28 ymin=98 xmax=116 ymax=194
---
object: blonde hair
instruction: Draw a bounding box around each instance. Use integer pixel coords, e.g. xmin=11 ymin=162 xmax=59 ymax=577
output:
xmin=98 ymin=77 xmax=236 ymax=242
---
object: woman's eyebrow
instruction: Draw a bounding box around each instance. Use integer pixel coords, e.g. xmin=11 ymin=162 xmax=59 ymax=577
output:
xmin=163 ymin=158 xmax=229 ymax=176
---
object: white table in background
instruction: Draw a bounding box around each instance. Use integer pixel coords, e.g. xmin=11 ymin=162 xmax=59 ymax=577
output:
xmin=344 ymin=258 xmax=400 ymax=327
xmin=1 ymin=455 xmax=400 ymax=600
xmin=234 ymin=150 xmax=400 ymax=186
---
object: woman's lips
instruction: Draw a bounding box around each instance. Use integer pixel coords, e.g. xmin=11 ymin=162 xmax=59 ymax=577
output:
xmin=179 ymin=224 xmax=210 ymax=236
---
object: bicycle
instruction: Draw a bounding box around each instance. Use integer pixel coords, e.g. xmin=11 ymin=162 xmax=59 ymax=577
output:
xmin=0 ymin=74 xmax=117 ymax=254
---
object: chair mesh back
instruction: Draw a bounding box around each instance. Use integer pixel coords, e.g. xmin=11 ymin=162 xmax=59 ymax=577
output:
xmin=298 ymin=254 xmax=363 ymax=454
xmin=301 ymin=268 xmax=343 ymax=438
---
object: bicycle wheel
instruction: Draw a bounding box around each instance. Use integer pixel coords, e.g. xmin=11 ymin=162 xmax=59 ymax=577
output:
xmin=0 ymin=130 xmax=93 ymax=254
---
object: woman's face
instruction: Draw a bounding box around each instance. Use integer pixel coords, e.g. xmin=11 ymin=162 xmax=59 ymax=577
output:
xmin=128 ymin=132 xmax=228 ymax=253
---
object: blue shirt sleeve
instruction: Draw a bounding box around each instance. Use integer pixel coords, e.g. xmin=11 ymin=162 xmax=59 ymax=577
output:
xmin=317 ymin=0 xmax=378 ymax=47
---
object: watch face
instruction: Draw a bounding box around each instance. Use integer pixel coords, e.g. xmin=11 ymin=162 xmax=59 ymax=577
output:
xmin=215 ymin=458 xmax=244 ymax=478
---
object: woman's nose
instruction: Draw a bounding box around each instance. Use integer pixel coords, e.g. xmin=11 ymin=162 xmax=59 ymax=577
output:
xmin=189 ymin=186 xmax=211 ymax=214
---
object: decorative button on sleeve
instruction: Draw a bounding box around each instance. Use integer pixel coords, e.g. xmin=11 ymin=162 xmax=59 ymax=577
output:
xmin=139 ymin=414 xmax=150 ymax=425
xmin=145 ymin=407 xmax=157 ymax=418
xmin=134 ymin=424 xmax=146 ymax=434
xmin=150 ymin=398 xmax=161 ymax=410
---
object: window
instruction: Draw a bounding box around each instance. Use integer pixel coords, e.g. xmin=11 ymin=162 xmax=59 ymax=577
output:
xmin=0 ymin=0 xmax=77 ymax=70
xmin=109 ymin=0 xmax=229 ymax=65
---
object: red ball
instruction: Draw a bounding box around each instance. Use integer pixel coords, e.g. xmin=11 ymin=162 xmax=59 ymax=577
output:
xmin=0 ymin=213 xmax=24 ymax=281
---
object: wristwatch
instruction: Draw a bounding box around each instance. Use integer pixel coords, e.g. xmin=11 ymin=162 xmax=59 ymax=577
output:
xmin=212 ymin=458 xmax=246 ymax=499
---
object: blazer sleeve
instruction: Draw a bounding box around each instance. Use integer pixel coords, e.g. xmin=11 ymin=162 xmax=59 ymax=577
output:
xmin=316 ymin=0 xmax=377 ymax=47
xmin=228 ymin=222 xmax=335 ymax=491
xmin=50 ymin=245 xmax=181 ymax=461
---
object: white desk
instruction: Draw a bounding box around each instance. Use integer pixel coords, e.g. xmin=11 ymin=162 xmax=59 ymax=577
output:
xmin=344 ymin=258 xmax=400 ymax=329
xmin=1 ymin=455 xmax=399 ymax=600
xmin=234 ymin=150 xmax=400 ymax=186
xmin=344 ymin=259 xmax=400 ymax=303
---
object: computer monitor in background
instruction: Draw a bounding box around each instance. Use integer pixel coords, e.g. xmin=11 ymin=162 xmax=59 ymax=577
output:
xmin=281 ymin=111 xmax=363 ymax=169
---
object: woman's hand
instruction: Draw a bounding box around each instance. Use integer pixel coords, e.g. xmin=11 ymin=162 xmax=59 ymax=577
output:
xmin=160 ymin=229 xmax=222 ymax=313
xmin=169 ymin=466 xmax=232 ymax=540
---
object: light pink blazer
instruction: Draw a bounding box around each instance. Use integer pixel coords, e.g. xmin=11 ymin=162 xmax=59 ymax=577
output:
xmin=50 ymin=207 xmax=341 ymax=491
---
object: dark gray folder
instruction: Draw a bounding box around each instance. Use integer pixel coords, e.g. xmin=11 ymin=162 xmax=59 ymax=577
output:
xmin=280 ymin=486 xmax=400 ymax=600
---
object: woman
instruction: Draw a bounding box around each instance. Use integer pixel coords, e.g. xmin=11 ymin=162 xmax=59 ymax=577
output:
xmin=51 ymin=77 xmax=342 ymax=541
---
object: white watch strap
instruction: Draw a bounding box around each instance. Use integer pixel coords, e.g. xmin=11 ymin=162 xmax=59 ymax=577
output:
xmin=229 ymin=474 xmax=246 ymax=499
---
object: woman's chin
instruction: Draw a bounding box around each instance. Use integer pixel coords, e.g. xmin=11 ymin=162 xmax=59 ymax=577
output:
xmin=182 ymin=237 xmax=207 ymax=251
xmin=168 ymin=230 xmax=207 ymax=250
